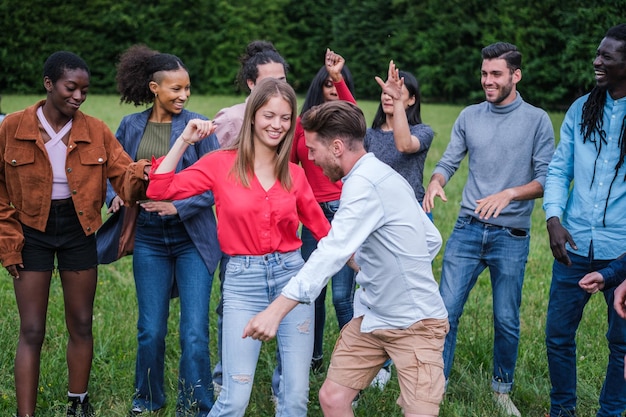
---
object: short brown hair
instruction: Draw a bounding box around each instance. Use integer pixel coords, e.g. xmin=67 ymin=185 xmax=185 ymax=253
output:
xmin=301 ymin=101 xmax=366 ymax=151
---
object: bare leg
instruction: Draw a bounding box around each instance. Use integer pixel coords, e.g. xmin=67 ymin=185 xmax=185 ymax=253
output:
xmin=319 ymin=378 xmax=436 ymax=417
xmin=13 ymin=270 xmax=53 ymax=416
xmin=319 ymin=379 xmax=359 ymax=417
xmin=60 ymin=268 xmax=97 ymax=394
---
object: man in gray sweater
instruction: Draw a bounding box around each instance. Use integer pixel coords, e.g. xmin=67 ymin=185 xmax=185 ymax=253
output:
xmin=423 ymin=42 xmax=555 ymax=416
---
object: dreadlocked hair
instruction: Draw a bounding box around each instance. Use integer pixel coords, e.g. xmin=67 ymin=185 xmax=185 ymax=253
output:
xmin=583 ymin=24 xmax=626 ymax=225
xmin=580 ymin=87 xmax=626 ymax=226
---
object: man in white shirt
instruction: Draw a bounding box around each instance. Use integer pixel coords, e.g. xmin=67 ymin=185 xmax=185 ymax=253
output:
xmin=243 ymin=100 xmax=448 ymax=417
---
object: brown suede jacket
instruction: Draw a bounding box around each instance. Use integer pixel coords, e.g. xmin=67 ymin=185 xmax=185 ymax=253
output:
xmin=0 ymin=100 xmax=148 ymax=267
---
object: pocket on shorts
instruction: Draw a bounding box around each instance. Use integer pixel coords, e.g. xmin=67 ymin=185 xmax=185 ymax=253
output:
xmin=413 ymin=350 xmax=445 ymax=404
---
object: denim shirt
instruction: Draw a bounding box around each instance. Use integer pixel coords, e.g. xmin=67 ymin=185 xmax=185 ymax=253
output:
xmin=109 ymin=108 xmax=222 ymax=274
xmin=544 ymin=92 xmax=626 ymax=260
xmin=282 ymin=153 xmax=447 ymax=332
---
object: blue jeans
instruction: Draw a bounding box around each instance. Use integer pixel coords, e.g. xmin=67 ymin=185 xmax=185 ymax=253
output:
xmin=132 ymin=210 xmax=214 ymax=415
xmin=545 ymin=251 xmax=626 ymax=417
xmin=440 ymin=216 xmax=529 ymax=393
xmin=209 ymin=251 xmax=314 ymax=417
xmin=212 ymin=254 xmax=229 ymax=387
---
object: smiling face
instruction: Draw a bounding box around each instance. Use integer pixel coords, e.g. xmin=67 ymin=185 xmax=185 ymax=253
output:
xmin=150 ymin=68 xmax=191 ymax=118
xmin=253 ymin=94 xmax=292 ymax=150
xmin=594 ymin=36 xmax=626 ymax=99
xmin=44 ymin=67 xmax=90 ymax=118
xmin=481 ymin=58 xmax=520 ymax=105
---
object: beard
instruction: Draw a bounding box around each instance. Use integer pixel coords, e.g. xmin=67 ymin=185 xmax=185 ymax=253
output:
xmin=486 ymin=82 xmax=514 ymax=105
xmin=321 ymin=158 xmax=343 ymax=183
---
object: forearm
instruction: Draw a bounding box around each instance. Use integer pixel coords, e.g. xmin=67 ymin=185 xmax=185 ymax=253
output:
xmin=154 ymin=136 xmax=189 ymax=174
xmin=507 ymin=180 xmax=544 ymax=201
xmin=392 ymin=105 xmax=419 ymax=153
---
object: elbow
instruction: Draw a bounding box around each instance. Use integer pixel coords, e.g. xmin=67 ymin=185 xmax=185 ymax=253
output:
xmin=395 ymin=143 xmax=417 ymax=154
xmin=395 ymin=137 xmax=420 ymax=154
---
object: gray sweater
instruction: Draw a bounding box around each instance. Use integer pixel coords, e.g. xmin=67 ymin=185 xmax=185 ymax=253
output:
xmin=433 ymin=93 xmax=555 ymax=229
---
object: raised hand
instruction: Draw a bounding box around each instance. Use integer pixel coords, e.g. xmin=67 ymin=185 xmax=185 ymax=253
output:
xmin=325 ymin=48 xmax=346 ymax=82
xmin=375 ymin=60 xmax=403 ymax=101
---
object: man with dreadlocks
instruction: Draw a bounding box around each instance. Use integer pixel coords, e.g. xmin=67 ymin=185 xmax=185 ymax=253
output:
xmin=423 ymin=42 xmax=555 ymax=416
xmin=543 ymin=23 xmax=626 ymax=417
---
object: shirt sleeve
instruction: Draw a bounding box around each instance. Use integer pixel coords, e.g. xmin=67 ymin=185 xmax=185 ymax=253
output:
xmin=412 ymin=124 xmax=435 ymax=151
xmin=213 ymin=109 xmax=235 ymax=148
xmin=294 ymin=168 xmax=330 ymax=240
xmin=335 ymin=79 xmax=356 ymax=104
xmin=598 ymin=253 xmax=626 ymax=289
xmin=543 ymin=106 xmax=576 ymax=220
xmin=432 ymin=111 xmax=468 ymax=182
xmin=282 ymin=174 xmax=383 ymax=303
xmin=147 ymin=153 xmax=217 ymax=201
xmin=531 ymin=112 xmax=556 ymax=188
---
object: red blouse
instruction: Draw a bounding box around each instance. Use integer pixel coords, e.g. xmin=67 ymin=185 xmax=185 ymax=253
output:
xmin=147 ymin=150 xmax=330 ymax=256
xmin=290 ymin=79 xmax=357 ymax=203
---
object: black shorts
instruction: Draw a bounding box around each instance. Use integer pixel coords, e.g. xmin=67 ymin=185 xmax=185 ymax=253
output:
xmin=20 ymin=198 xmax=97 ymax=271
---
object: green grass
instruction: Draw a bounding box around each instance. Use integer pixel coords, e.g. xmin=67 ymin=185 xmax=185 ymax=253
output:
xmin=0 ymin=94 xmax=611 ymax=416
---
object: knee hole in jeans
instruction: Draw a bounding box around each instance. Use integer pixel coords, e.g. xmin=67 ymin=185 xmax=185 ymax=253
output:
xmin=231 ymin=374 xmax=253 ymax=384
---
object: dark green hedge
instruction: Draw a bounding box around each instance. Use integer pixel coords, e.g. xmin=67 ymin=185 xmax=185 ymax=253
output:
xmin=1 ymin=0 xmax=624 ymax=109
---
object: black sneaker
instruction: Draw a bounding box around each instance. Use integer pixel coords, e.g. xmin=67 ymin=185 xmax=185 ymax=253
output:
xmin=67 ymin=395 xmax=94 ymax=417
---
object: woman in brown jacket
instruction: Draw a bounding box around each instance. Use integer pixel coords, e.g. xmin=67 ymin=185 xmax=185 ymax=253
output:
xmin=0 ymin=51 xmax=143 ymax=417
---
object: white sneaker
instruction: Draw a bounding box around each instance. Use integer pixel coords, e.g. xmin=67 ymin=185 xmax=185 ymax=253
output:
xmin=369 ymin=364 xmax=392 ymax=390
xmin=493 ymin=392 xmax=521 ymax=417
xmin=213 ymin=381 xmax=222 ymax=396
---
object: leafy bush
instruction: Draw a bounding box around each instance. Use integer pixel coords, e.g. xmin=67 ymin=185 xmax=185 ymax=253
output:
xmin=0 ymin=0 xmax=623 ymax=109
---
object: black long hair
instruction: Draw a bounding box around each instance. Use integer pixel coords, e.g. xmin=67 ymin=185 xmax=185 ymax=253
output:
xmin=299 ymin=65 xmax=355 ymax=117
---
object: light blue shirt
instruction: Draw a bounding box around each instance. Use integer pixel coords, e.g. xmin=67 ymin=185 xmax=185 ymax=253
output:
xmin=282 ymin=153 xmax=447 ymax=332
xmin=544 ymin=91 xmax=626 ymax=260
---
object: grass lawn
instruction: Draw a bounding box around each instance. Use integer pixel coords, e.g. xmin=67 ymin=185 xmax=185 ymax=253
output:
xmin=0 ymin=93 xmax=614 ymax=416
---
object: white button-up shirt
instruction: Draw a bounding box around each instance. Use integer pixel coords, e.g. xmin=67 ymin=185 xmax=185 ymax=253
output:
xmin=282 ymin=153 xmax=447 ymax=332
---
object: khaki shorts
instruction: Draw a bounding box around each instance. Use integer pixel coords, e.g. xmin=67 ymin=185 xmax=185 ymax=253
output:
xmin=327 ymin=316 xmax=449 ymax=415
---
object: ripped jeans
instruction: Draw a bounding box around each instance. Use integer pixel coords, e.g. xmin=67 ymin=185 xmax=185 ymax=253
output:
xmin=208 ymin=251 xmax=314 ymax=417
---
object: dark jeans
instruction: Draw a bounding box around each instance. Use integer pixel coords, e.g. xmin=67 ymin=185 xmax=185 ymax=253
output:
xmin=546 ymin=251 xmax=626 ymax=417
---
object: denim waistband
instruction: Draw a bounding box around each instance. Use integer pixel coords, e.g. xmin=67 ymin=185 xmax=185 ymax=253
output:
xmin=319 ymin=199 xmax=340 ymax=213
xmin=231 ymin=251 xmax=298 ymax=266
xmin=465 ymin=216 xmax=528 ymax=236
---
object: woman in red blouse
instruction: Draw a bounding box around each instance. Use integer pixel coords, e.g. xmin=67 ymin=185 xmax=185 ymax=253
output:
xmin=147 ymin=78 xmax=329 ymax=417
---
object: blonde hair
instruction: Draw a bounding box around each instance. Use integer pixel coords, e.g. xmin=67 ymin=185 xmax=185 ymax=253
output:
xmin=230 ymin=78 xmax=297 ymax=190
